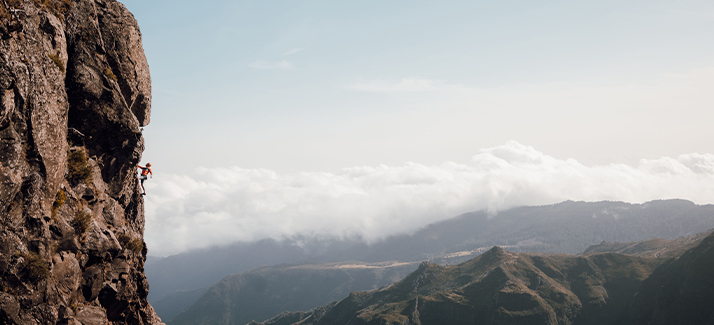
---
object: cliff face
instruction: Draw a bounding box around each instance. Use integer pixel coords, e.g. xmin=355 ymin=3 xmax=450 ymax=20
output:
xmin=0 ymin=0 xmax=160 ymax=323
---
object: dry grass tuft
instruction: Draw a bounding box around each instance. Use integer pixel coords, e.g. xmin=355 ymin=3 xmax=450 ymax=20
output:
xmin=32 ymin=0 xmax=71 ymax=21
xmin=118 ymin=234 xmax=130 ymax=245
xmin=20 ymin=251 xmax=50 ymax=282
xmin=118 ymin=234 xmax=144 ymax=255
xmin=47 ymin=53 xmax=65 ymax=72
xmin=103 ymin=67 xmax=118 ymax=82
xmin=51 ymin=189 xmax=66 ymax=218
xmin=0 ymin=0 xmax=23 ymax=21
xmin=127 ymin=239 xmax=144 ymax=255
xmin=1 ymin=0 xmax=72 ymax=23
xmin=67 ymin=150 xmax=92 ymax=184
xmin=72 ymin=210 xmax=92 ymax=235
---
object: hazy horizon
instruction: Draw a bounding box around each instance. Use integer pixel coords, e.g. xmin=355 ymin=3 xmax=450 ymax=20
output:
xmin=116 ymin=0 xmax=714 ymax=256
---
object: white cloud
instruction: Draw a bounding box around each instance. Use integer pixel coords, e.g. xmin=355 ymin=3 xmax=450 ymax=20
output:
xmin=143 ymin=141 xmax=714 ymax=256
xmin=249 ymin=60 xmax=293 ymax=70
xmin=283 ymin=48 xmax=304 ymax=56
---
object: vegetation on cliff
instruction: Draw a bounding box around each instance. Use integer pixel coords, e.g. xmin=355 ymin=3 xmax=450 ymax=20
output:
xmin=1 ymin=0 xmax=71 ymax=21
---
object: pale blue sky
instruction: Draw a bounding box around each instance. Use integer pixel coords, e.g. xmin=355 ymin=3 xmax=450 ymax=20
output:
xmin=120 ymin=0 xmax=714 ymax=255
xmin=123 ymin=0 xmax=714 ymax=174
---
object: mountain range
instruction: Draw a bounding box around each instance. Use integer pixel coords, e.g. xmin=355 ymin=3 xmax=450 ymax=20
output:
xmin=170 ymin=261 xmax=419 ymax=325
xmin=153 ymin=199 xmax=714 ymax=323
xmin=251 ymin=229 xmax=714 ymax=325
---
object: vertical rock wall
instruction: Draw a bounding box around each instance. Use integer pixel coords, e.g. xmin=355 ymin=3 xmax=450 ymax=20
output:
xmin=0 ymin=0 xmax=161 ymax=323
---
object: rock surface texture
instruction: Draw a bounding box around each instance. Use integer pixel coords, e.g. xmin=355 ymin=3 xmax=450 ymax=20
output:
xmin=0 ymin=0 xmax=161 ymax=323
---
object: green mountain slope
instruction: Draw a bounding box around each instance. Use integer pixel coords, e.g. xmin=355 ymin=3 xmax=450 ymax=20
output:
xmin=163 ymin=200 xmax=714 ymax=323
xmin=169 ymin=262 xmax=419 ymax=325
xmin=253 ymin=230 xmax=714 ymax=325
xmin=255 ymin=248 xmax=660 ymax=325
xmin=583 ymin=230 xmax=712 ymax=259
xmin=628 ymin=230 xmax=714 ymax=325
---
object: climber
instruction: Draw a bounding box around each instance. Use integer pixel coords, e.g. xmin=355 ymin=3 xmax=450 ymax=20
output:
xmin=137 ymin=163 xmax=152 ymax=195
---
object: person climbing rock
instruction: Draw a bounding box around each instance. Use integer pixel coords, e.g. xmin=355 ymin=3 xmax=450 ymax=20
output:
xmin=137 ymin=163 xmax=152 ymax=195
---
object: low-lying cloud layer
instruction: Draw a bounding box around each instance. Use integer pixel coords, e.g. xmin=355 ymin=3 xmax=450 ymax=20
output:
xmin=144 ymin=142 xmax=714 ymax=256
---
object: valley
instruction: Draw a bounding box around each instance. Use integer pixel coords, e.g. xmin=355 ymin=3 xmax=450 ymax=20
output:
xmin=151 ymin=199 xmax=714 ymax=324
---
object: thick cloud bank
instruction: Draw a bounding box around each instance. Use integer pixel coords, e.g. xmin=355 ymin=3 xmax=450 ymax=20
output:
xmin=144 ymin=142 xmax=714 ymax=256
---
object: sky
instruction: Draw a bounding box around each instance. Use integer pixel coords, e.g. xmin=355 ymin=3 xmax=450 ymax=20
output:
xmin=119 ymin=0 xmax=714 ymax=256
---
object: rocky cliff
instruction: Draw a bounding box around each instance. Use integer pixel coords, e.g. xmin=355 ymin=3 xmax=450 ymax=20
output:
xmin=0 ymin=0 xmax=161 ymax=323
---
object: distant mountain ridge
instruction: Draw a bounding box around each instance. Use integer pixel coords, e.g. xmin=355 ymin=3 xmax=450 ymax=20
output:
xmin=583 ymin=229 xmax=713 ymax=259
xmin=253 ymin=248 xmax=660 ymax=325
xmin=158 ymin=199 xmax=714 ymax=323
xmin=252 ymin=230 xmax=714 ymax=325
xmin=169 ymin=261 xmax=420 ymax=325
xmin=628 ymin=229 xmax=714 ymax=324
xmin=339 ymin=199 xmax=714 ymax=263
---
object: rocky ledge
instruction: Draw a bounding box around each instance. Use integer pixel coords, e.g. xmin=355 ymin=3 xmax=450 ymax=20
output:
xmin=1 ymin=0 xmax=160 ymax=323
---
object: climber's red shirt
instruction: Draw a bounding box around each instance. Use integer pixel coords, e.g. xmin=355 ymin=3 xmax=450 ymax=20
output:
xmin=138 ymin=165 xmax=152 ymax=176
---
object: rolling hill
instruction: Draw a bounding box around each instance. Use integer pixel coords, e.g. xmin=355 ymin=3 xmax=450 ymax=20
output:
xmin=153 ymin=199 xmax=714 ymax=322
xmin=252 ymin=230 xmax=714 ymax=325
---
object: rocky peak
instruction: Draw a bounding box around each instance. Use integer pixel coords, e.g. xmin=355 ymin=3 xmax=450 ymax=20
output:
xmin=1 ymin=0 xmax=161 ymax=323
